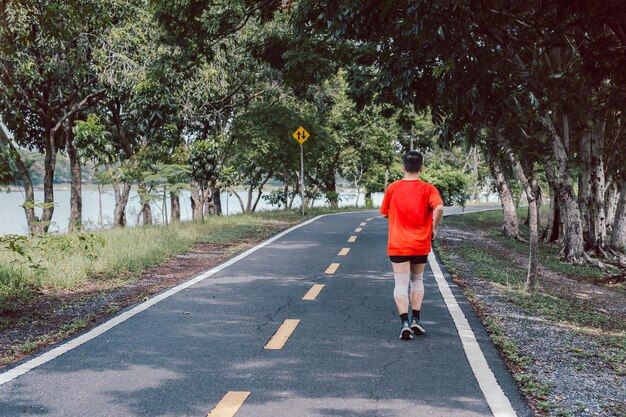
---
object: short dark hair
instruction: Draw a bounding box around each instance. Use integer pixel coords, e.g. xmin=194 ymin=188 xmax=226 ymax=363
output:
xmin=402 ymin=151 xmax=423 ymax=173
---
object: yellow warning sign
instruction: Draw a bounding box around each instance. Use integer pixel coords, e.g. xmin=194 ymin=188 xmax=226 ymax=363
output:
xmin=292 ymin=126 xmax=310 ymax=144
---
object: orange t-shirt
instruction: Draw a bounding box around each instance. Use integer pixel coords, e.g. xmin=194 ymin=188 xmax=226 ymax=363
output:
xmin=380 ymin=179 xmax=444 ymax=256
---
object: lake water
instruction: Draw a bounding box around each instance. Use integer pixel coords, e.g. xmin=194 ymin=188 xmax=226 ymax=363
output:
xmin=0 ymin=187 xmax=384 ymax=235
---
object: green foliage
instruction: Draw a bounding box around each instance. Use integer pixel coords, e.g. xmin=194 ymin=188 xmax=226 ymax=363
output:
xmin=421 ymin=165 xmax=471 ymax=207
xmin=73 ymin=114 xmax=113 ymax=165
xmin=20 ymin=201 xmax=56 ymax=210
xmin=362 ymin=162 xmax=403 ymax=194
xmin=0 ymin=0 xmax=118 ymax=150
xmin=144 ymin=163 xmax=190 ymax=190
xmin=0 ymin=233 xmax=105 ymax=272
xmin=0 ymin=235 xmax=33 ymax=264
xmin=260 ymin=190 xmax=290 ymax=209
xmin=2 ymin=0 xmax=501 ymax=242
xmin=0 ymin=142 xmax=18 ymax=188
xmin=189 ymin=140 xmax=219 ymax=188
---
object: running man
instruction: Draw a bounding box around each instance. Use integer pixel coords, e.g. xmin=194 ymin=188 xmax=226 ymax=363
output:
xmin=380 ymin=151 xmax=444 ymax=340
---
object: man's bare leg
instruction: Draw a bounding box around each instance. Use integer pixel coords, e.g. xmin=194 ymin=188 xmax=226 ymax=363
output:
xmin=391 ymin=261 xmax=411 ymax=315
xmin=409 ymin=263 xmax=426 ymax=311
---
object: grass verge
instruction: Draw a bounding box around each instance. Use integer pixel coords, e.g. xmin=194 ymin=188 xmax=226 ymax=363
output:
xmin=0 ymin=207 xmax=373 ymax=308
xmin=1 ymin=215 xmax=281 ymax=306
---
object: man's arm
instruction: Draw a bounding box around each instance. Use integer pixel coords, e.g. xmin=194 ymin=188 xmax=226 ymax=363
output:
xmin=432 ymin=204 xmax=444 ymax=240
xmin=380 ymin=187 xmax=392 ymax=217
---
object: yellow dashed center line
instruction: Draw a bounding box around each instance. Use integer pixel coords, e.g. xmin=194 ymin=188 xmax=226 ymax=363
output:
xmin=348 ymin=236 xmax=357 ymax=242
xmin=325 ymin=263 xmax=340 ymax=274
xmin=338 ymin=248 xmax=350 ymax=256
xmin=265 ymin=319 xmax=300 ymax=350
xmin=359 ymin=222 xmax=367 ymax=226
xmin=207 ymin=391 xmax=251 ymax=417
xmin=303 ymin=284 xmax=325 ymax=301
xmin=354 ymin=227 xmax=363 ymax=232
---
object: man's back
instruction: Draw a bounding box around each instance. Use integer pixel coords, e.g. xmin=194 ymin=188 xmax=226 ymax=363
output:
xmin=380 ymin=179 xmax=442 ymax=256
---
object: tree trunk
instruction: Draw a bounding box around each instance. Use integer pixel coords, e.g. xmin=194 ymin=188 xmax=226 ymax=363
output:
xmin=15 ymin=150 xmax=41 ymax=235
xmin=364 ymin=191 xmax=373 ymax=208
xmin=510 ymin=154 xmax=539 ymax=292
xmin=67 ymin=124 xmax=82 ymax=233
xmin=252 ymin=187 xmax=264 ymax=213
xmin=553 ymin=168 xmax=585 ymax=262
xmin=232 ymin=189 xmax=246 ymax=213
xmin=246 ymin=185 xmax=254 ymax=213
xmin=540 ymin=114 xmax=588 ymax=263
xmin=578 ymin=132 xmax=592 ymax=242
xmin=205 ymin=188 xmax=214 ymax=216
xmin=0 ymin=128 xmax=38 ymax=233
xmin=113 ymin=182 xmax=131 ymax=227
xmin=211 ymin=187 xmax=222 ymax=216
xmin=137 ymin=182 xmax=152 ymax=225
xmin=605 ymin=180 xmax=618 ymax=237
xmin=325 ymin=180 xmax=339 ymax=208
xmin=471 ymin=146 xmax=480 ymax=202
xmin=190 ymin=181 xmax=204 ymax=221
xmin=170 ymin=192 xmax=180 ymax=223
xmin=532 ymin=176 xmax=543 ymax=234
xmin=542 ymin=188 xmax=560 ymax=242
xmin=161 ymin=189 xmax=166 ymax=226
xmin=41 ymin=133 xmax=57 ymax=233
xmin=288 ymin=186 xmax=297 ymax=209
xmin=97 ymin=183 xmax=104 ymax=228
xmin=250 ymin=173 xmax=272 ymax=213
xmin=610 ymin=179 xmax=626 ymax=253
xmin=283 ymin=181 xmax=290 ymax=210
xmin=488 ymin=154 xmax=520 ymax=240
xmin=588 ymin=117 xmax=607 ymax=252
xmin=542 ymin=163 xmax=562 ymax=243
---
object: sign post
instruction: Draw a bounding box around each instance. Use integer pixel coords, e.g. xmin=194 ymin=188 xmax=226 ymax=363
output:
xmin=291 ymin=126 xmax=310 ymax=216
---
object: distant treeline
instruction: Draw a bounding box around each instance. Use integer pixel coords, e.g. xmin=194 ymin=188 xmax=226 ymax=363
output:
xmin=15 ymin=150 xmax=96 ymax=186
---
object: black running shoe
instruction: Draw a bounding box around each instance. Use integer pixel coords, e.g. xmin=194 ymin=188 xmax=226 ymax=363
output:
xmin=411 ymin=317 xmax=426 ymax=335
xmin=399 ymin=320 xmax=413 ymax=340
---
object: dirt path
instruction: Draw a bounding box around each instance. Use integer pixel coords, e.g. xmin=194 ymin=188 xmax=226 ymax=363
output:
xmin=443 ymin=227 xmax=626 ymax=320
xmin=439 ymin=224 xmax=626 ymax=417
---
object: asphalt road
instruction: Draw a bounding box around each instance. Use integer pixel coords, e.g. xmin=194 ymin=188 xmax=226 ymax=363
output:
xmin=0 ymin=205 xmax=533 ymax=417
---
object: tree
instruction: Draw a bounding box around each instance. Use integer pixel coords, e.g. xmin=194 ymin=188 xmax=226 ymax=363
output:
xmin=73 ymin=114 xmax=113 ymax=229
xmin=93 ymin=1 xmax=180 ymax=226
xmin=291 ymin=0 xmax=626 ymax=273
xmin=230 ymin=98 xmax=318 ymax=211
xmin=143 ymin=162 xmax=190 ymax=225
xmin=339 ymin=106 xmax=399 ymax=208
xmin=421 ymin=165 xmax=471 ymax=208
xmin=189 ymin=140 xmax=219 ymax=221
xmin=0 ymin=0 xmax=110 ymax=233
xmin=0 ymin=121 xmax=17 ymax=191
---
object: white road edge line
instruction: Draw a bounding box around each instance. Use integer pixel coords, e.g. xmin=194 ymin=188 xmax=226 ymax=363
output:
xmin=428 ymin=252 xmax=517 ymax=417
xmin=0 ymin=214 xmax=329 ymax=386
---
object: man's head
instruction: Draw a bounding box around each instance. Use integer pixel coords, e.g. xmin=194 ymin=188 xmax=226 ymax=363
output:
xmin=402 ymin=151 xmax=424 ymax=173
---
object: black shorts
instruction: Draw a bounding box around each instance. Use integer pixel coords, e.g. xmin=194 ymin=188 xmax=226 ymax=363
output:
xmin=389 ymin=255 xmax=428 ymax=265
